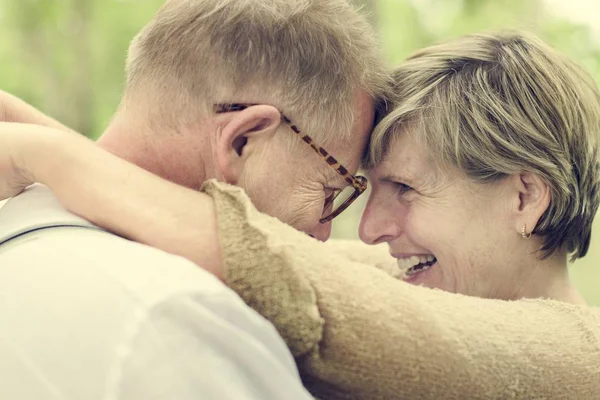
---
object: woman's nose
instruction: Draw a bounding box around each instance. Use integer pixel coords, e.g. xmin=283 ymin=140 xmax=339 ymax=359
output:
xmin=359 ymin=195 xmax=401 ymax=245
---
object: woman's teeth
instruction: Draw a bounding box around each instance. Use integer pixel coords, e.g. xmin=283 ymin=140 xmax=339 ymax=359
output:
xmin=396 ymin=255 xmax=436 ymax=277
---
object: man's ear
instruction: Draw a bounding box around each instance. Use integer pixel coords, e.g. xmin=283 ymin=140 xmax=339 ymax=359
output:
xmin=511 ymin=172 xmax=551 ymax=236
xmin=214 ymin=105 xmax=281 ymax=184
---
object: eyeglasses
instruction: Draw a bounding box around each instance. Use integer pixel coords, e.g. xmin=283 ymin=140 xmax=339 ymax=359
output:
xmin=213 ymin=103 xmax=368 ymax=223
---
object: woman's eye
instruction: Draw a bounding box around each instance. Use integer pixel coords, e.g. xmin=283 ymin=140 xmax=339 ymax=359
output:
xmin=396 ymin=183 xmax=413 ymax=194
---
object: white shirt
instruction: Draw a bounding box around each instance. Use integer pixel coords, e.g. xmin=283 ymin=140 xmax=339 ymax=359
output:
xmin=0 ymin=185 xmax=313 ymax=400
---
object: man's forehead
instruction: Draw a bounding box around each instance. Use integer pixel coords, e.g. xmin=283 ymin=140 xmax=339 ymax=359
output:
xmin=300 ymin=90 xmax=375 ymax=185
xmin=323 ymin=132 xmax=365 ymax=166
xmin=352 ymin=91 xmax=376 ymax=133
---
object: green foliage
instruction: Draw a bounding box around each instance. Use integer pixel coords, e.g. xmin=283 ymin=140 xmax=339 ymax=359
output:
xmin=0 ymin=0 xmax=164 ymax=137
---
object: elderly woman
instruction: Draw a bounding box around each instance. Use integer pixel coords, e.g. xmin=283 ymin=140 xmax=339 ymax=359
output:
xmin=0 ymin=31 xmax=599 ymax=399
xmin=358 ymin=31 xmax=600 ymax=303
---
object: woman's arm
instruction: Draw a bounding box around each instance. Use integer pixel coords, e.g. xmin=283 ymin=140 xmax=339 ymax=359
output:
xmin=324 ymin=239 xmax=399 ymax=277
xmin=0 ymin=91 xmax=75 ymax=132
xmin=1 ymin=123 xmax=223 ymax=277
xmin=204 ymin=181 xmax=600 ymax=400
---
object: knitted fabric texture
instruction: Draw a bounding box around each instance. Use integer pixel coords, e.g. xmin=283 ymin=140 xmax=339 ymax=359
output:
xmin=203 ymin=180 xmax=600 ymax=400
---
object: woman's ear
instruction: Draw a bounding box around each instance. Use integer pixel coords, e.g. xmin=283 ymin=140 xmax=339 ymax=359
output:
xmin=214 ymin=105 xmax=281 ymax=184
xmin=512 ymin=172 xmax=551 ymax=236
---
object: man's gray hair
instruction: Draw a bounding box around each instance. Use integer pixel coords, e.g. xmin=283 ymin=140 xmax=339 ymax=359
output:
xmin=125 ymin=0 xmax=391 ymax=141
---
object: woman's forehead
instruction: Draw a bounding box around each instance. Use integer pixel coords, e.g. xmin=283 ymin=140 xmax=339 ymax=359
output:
xmin=372 ymin=130 xmax=455 ymax=186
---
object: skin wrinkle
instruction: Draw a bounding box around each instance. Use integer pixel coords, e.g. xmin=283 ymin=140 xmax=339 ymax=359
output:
xmin=376 ymin=135 xmax=450 ymax=201
xmin=287 ymin=188 xmax=324 ymax=229
xmin=282 ymin=161 xmax=344 ymax=230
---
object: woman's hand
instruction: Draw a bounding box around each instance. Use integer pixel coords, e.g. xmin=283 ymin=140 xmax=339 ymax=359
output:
xmin=0 ymin=88 xmax=79 ymax=198
xmin=0 ymin=123 xmax=45 ymax=199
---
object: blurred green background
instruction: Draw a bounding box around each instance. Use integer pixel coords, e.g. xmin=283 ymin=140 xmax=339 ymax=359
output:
xmin=1 ymin=0 xmax=598 ymax=304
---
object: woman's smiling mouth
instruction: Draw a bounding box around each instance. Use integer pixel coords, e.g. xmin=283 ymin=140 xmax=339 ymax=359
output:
xmin=396 ymin=255 xmax=437 ymax=279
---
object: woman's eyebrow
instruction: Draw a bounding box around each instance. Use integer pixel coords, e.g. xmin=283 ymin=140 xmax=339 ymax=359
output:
xmin=378 ymin=174 xmax=417 ymax=186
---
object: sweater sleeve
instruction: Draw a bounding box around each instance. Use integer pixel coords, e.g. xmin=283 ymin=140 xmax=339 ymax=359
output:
xmin=203 ymin=180 xmax=600 ymax=400
xmin=324 ymin=239 xmax=400 ymax=277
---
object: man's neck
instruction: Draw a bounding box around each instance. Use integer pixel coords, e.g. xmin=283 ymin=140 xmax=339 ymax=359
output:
xmin=96 ymin=112 xmax=210 ymax=190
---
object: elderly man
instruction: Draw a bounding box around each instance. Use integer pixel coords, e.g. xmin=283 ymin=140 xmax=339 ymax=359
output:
xmin=0 ymin=1 xmax=388 ymax=399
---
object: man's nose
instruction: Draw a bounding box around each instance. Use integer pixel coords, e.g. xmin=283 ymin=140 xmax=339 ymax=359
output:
xmin=310 ymin=221 xmax=333 ymax=242
xmin=359 ymin=196 xmax=401 ymax=245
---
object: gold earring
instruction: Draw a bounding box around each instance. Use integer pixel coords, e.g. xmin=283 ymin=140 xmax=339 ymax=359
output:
xmin=521 ymin=223 xmax=532 ymax=239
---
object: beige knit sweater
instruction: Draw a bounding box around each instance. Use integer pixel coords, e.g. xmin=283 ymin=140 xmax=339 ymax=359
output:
xmin=204 ymin=181 xmax=600 ymax=400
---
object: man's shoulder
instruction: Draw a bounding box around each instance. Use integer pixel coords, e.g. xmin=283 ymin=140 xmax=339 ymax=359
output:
xmin=0 ymin=184 xmax=229 ymax=308
xmin=1 ymin=224 xmax=228 ymax=309
xmin=0 ymin=184 xmax=99 ymax=245
xmin=0 ymin=223 xmax=268 ymax=400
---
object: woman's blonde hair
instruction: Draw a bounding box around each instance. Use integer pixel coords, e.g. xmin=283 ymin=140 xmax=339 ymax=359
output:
xmin=368 ymin=31 xmax=600 ymax=260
